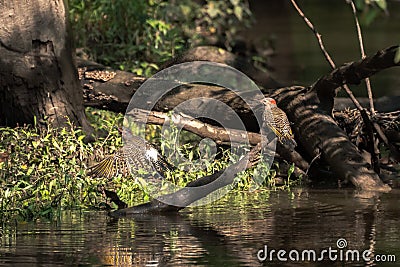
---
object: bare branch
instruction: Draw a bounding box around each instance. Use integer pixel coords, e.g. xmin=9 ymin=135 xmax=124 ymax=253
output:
xmin=289 ymin=0 xmax=365 ymax=112
xmin=289 ymin=0 xmax=336 ymax=69
xmin=313 ymin=46 xmax=400 ymax=97
xmin=347 ymin=0 xmax=376 ymax=114
xmin=127 ymin=108 xmax=261 ymax=145
xmin=127 ymin=108 xmax=310 ymax=172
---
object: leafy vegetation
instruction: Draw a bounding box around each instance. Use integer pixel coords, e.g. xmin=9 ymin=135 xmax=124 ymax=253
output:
xmin=0 ymin=108 xmax=301 ymax=222
xmin=68 ymin=0 xmax=252 ymax=76
xmin=0 ymin=109 xmax=123 ymax=221
xmin=2 ymin=1 xmax=311 ymax=222
xmin=354 ymin=0 xmax=388 ymax=25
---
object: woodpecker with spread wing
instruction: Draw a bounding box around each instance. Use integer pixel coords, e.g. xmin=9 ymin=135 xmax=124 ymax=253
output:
xmin=260 ymin=97 xmax=297 ymax=149
xmin=88 ymin=131 xmax=173 ymax=179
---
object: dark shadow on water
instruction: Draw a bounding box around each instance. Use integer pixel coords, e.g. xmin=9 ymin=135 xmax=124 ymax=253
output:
xmin=244 ymin=0 xmax=400 ymax=97
xmin=1 ymin=189 xmax=399 ymax=266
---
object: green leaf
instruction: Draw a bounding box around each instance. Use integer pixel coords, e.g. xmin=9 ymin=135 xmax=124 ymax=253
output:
xmin=180 ymin=5 xmax=191 ymax=17
xmin=42 ymin=134 xmax=51 ymax=142
xmin=395 ymin=47 xmax=400 ymax=64
xmin=355 ymin=0 xmax=365 ymax=10
xmin=234 ymin=5 xmax=243 ymax=21
xmin=49 ymin=179 xmax=57 ymax=193
xmin=52 ymin=139 xmax=62 ymax=151
xmin=207 ymin=3 xmax=218 ymax=18
xmin=363 ymin=8 xmax=379 ymax=26
xmin=4 ymin=188 xmax=11 ymax=199
xmin=27 ymin=164 xmax=35 ymax=176
xmin=287 ymin=163 xmax=295 ymax=179
xmin=40 ymin=207 xmax=53 ymax=216
xmin=32 ymin=140 xmax=40 ymax=148
xmin=375 ymin=0 xmax=387 ymax=11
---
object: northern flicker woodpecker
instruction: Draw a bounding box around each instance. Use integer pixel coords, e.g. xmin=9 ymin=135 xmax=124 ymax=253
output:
xmin=88 ymin=132 xmax=173 ymax=179
xmin=261 ymin=97 xmax=297 ymax=149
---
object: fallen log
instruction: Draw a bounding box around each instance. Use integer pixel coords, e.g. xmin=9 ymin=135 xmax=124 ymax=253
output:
xmin=79 ymin=47 xmax=276 ymax=132
xmin=82 ymin=45 xmax=399 ymax=196
xmin=110 ymin=143 xmax=262 ymax=216
xmin=272 ymin=46 xmax=400 ymax=192
xmin=80 ymin=62 xmax=261 ymax=131
xmin=127 ymin=108 xmax=309 ymax=175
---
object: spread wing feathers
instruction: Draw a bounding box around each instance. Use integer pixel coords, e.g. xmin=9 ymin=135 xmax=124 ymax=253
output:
xmin=88 ymin=151 xmax=131 ymax=179
xmin=88 ymin=135 xmax=173 ymax=179
xmin=264 ymin=106 xmax=297 ymax=148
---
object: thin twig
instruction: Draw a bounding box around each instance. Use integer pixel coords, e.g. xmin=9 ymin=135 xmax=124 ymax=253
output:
xmin=347 ymin=0 xmax=376 ymax=114
xmin=289 ymin=0 xmax=336 ymax=69
xmin=290 ymin=0 xmax=364 ymax=111
xmin=372 ymin=121 xmax=400 ymax=162
xmin=289 ymin=0 xmax=381 ymax=173
xmin=305 ymin=151 xmax=321 ymax=176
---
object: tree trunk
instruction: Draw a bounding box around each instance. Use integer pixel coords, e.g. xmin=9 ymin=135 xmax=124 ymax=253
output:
xmin=0 ymin=0 xmax=91 ymax=132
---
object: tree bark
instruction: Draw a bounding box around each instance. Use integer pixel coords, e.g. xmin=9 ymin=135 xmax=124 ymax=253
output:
xmin=110 ymin=143 xmax=262 ymax=216
xmin=272 ymin=46 xmax=400 ymax=192
xmin=79 ymin=57 xmax=263 ymax=132
xmin=0 ymin=0 xmax=91 ymax=132
xmin=82 ymin=45 xmax=399 ymax=194
xmin=128 ymin=108 xmax=309 ymax=173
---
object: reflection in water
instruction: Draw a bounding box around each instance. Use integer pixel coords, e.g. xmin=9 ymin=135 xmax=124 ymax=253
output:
xmin=245 ymin=0 xmax=400 ymax=97
xmin=1 ymin=189 xmax=399 ymax=266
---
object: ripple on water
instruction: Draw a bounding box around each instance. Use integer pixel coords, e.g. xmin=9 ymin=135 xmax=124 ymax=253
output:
xmin=1 ymin=189 xmax=399 ymax=266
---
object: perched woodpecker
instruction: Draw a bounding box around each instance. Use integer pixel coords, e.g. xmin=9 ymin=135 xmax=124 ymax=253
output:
xmin=88 ymin=132 xmax=173 ymax=179
xmin=260 ymin=97 xmax=297 ymax=149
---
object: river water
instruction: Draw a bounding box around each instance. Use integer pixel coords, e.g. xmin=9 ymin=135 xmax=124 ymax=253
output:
xmin=246 ymin=0 xmax=400 ymax=97
xmin=1 ymin=189 xmax=399 ymax=266
xmin=1 ymin=2 xmax=399 ymax=267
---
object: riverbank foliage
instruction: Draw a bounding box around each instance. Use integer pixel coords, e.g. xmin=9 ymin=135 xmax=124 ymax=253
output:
xmin=69 ymin=0 xmax=252 ymax=76
xmin=0 ymin=108 xmax=299 ymax=222
xmin=1 ymin=0 xmax=298 ymax=222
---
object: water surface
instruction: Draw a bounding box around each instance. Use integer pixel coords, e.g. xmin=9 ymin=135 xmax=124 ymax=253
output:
xmin=246 ymin=0 xmax=400 ymax=97
xmin=1 ymin=189 xmax=399 ymax=266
